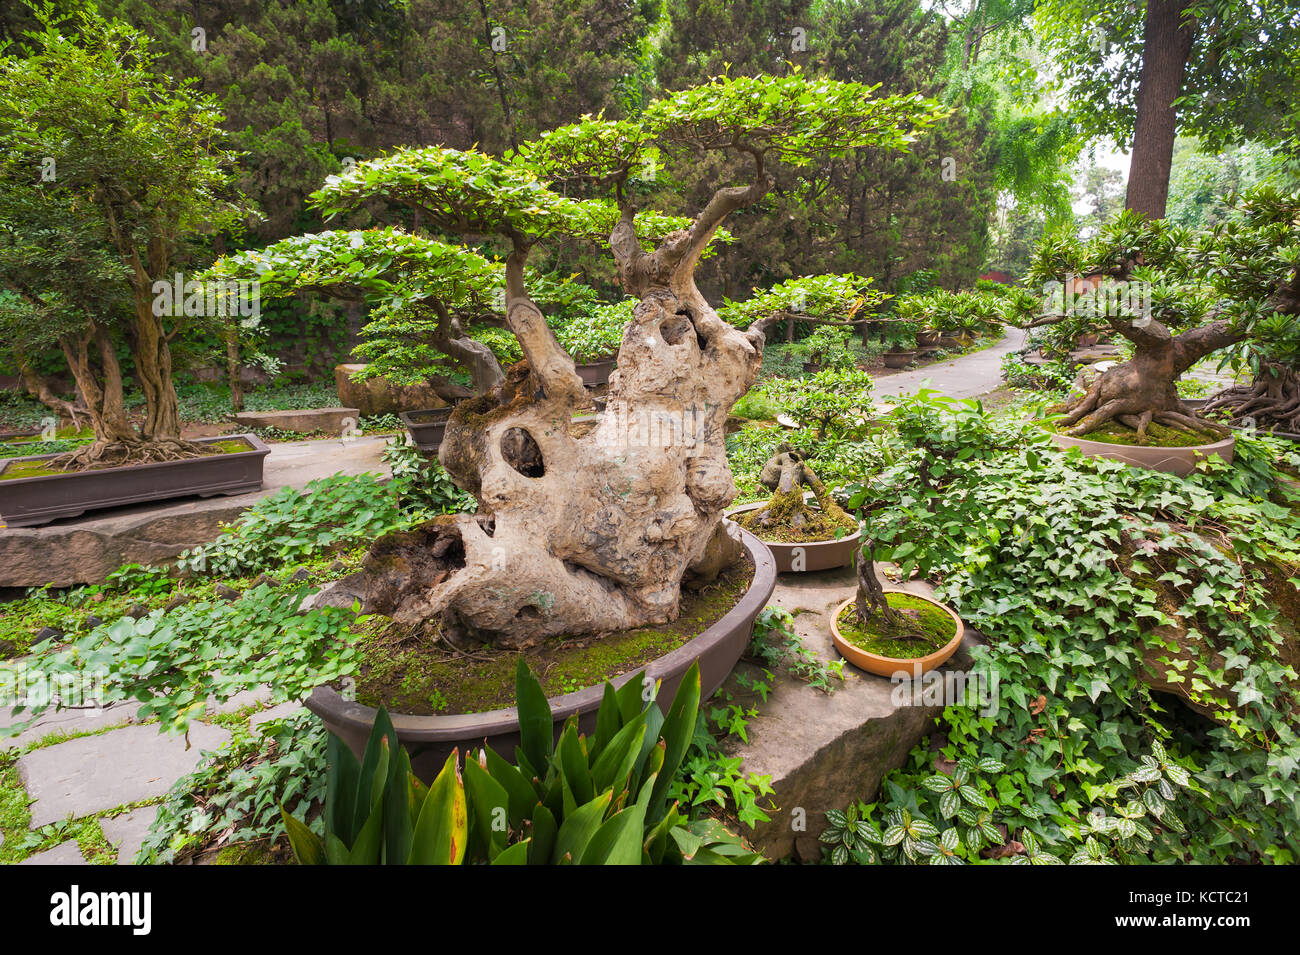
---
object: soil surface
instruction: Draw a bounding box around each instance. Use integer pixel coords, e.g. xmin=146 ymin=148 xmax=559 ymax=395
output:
xmin=348 ymin=553 xmax=755 ymax=714
xmin=835 ymin=593 xmax=956 ymax=659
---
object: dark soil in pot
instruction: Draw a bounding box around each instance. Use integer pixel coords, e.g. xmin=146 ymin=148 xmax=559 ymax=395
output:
xmin=345 ymin=553 xmax=754 ymax=715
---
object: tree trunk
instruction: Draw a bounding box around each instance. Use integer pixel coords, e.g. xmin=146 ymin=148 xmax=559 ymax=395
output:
xmin=1058 ymin=316 xmax=1241 ymax=438
xmin=226 ymin=329 xmax=244 ymax=413
xmin=131 ymin=302 xmax=183 ymax=440
xmin=57 ymin=325 xmax=135 ymax=444
xmin=1124 ymin=0 xmax=1197 ymax=220
xmin=359 ymin=235 xmax=767 ymax=646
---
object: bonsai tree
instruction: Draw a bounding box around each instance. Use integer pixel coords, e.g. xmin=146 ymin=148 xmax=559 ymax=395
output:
xmin=216 ymin=73 xmax=940 ymax=648
xmin=0 ymin=12 xmax=246 ymax=465
xmin=733 ymin=445 xmax=858 ymax=543
xmin=1018 ymin=186 xmax=1300 ymax=442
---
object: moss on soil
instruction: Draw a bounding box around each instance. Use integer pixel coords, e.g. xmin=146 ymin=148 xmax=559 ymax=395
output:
xmin=0 ymin=436 xmax=254 ymax=481
xmin=835 ymin=593 xmax=956 ymax=659
xmin=735 ymin=496 xmax=858 ymax=544
xmin=349 ymin=555 xmax=755 ymax=715
xmin=1041 ymin=419 xmax=1217 ymax=448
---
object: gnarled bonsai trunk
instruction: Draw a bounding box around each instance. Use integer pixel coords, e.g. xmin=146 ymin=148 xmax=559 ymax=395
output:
xmin=363 ymin=199 xmax=772 ymax=647
xmin=1204 ymin=363 xmax=1300 ymax=434
xmin=737 ymin=445 xmax=854 ymax=537
xmin=1056 ymin=316 xmax=1240 ymax=441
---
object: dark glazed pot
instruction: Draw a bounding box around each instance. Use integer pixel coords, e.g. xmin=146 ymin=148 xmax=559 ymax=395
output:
xmin=0 ymin=434 xmax=269 ymax=528
xmin=725 ymin=501 xmax=860 ymax=573
xmin=400 ymin=407 xmax=453 ymax=454
xmin=306 ymin=526 xmax=777 ymax=781
xmin=575 ymin=358 xmax=616 ymax=388
xmin=883 ymin=349 xmax=916 ymax=369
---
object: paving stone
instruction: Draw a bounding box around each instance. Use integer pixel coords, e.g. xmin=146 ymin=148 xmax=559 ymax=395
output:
xmin=18 ymin=840 xmax=87 ymax=865
xmin=18 ymin=722 xmax=231 ymax=828
xmin=728 ymin=564 xmax=984 ymax=861
xmin=100 ymin=806 xmax=159 ymax=865
xmin=1 ymin=702 xmax=141 ymax=752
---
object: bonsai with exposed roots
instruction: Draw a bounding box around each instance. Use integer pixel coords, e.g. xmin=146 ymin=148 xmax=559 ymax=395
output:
xmin=1017 ymin=190 xmax=1300 ymax=444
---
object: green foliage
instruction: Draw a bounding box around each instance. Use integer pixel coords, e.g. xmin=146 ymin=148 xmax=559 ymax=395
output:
xmin=3 ymin=585 xmax=360 ymax=736
xmin=842 ymin=394 xmax=1300 ymax=864
xmin=287 ymin=660 xmax=763 ymax=865
xmin=749 ymin=607 xmax=845 ymax=693
xmin=719 ymin=273 xmax=887 ymax=329
xmin=552 ymin=298 xmax=636 ymax=363
xmin=177 ymin=474 xmax=412 ymax=578
xmin=140 ymin=708 xmax=329 ymax=865
xmin=769 ymin=367 xmax=875 ymax=441
xmin=382 ymin=437 xmax=477 ymax=515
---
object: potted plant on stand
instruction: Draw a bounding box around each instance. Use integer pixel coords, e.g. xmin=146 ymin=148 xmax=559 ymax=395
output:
xmin=882 ymin=323 xmax=918 ymax=368
xmin=554 ymin=300 xmax=635 ymax=388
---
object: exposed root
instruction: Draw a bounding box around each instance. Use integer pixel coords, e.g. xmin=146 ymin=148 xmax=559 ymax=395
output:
xmin=1204 ymin=365 xmax=1300 ymax=433
xmin=852 ymin=547 xmax=926 ymax=640
xmin=735 ymin=445 xmax=856 ymax=541
xmin=50 ymin=437 xmax=221 ymax=472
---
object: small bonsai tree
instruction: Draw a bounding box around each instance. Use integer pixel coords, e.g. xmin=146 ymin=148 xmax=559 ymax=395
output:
xmin=1016 ymin=187 xmax=1300 ymax=442
xmin=0 ymin=12 xmax=245 ymax=464
xmin=216 ymin=73 xmax=940 ymax=648
xmin=734 ymin=445 xmax=857 ymax=542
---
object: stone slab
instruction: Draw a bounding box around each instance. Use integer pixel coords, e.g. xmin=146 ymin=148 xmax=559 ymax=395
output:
xmin=18 ymin=840 xmax=87 ymax=865
xmin=232 ymin=407 xmax=359 ymax=434
xmin=0 ymin=435 xmax=391 ymax=587
xmin=18 ymin=722 xmax=231 ymax=828
xmin=101 ymin=805 xmax=159 ymax=865
xmin=1 ymin=702 xmax=141 ymax=752
xmin=725 ymin=564 xmax=983 ymax=860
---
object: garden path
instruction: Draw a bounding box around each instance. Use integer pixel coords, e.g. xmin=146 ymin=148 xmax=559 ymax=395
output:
xmin=870 ymin=326 xmax=1027 ymax=403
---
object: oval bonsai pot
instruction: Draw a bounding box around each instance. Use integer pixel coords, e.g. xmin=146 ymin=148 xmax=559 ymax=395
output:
xmin=306 ymin=525 xmax=777 ymax=780
xmin=0 ymin=433 xmax=270 ymax=528
xmin=725 ymin=501 xmax=859 ymax=573
xmin=1047 ymin=429 xmax=1235 ymax=477
xmin=830 ymin=592 xmax=964 ymax=678
xmin=882 ymin=349 xmax=916 ymax=369
xmin=575 ymin=357 xmax=617 ymax=388
xmin=400 ymin=407 xmax=453 ymax=454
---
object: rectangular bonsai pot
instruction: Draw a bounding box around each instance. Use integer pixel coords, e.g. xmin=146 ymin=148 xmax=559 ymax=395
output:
xmin=0 ymin=434 xmax=270 ymax=528
xmin=400 ymin=407 xmax=453 ymax=454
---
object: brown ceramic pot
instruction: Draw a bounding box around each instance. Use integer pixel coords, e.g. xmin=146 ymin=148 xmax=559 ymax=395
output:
xmin=725 ymin=502 xmax=859 ymax=573
xmin=829 ymin=593 xmax=964 ymax=678
xmin=0 ymin=434 xmax=269 ymax=528
xmin=1047 ymin=430 xmax=1235 ymax=477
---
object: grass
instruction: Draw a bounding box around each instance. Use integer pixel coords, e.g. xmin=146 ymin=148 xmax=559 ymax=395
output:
xmin=835 ymin=593 xmax=956 ymax=659
xmin=349 ymin=556 xmax=755 ymax=715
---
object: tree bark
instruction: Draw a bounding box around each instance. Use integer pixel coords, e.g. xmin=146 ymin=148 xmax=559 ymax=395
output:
xmin=360 ymin=181 xmax=776 ymax=647
xmin=1124 ymin=0 xmax=1198 ymax=220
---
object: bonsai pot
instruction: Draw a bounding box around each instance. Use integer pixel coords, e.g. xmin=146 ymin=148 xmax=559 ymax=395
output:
xmin=575 ymin=357 xmax=617 ymax=388
xmin=916 ymin=330 xmax=941 ymax=348
xmin=0 ymin=433 xmax=270 ymax=528
xmin=725 ymin=502 xmax=859 ymax=573
xmin=937 ymin=334 xmax=960 ymax=349
xmin=306 ymin=525 xmax=777 ymax=781
xmin=232 ymin=406 xmax=359 ymax=434
xmin=1047 ymin=429 xmax=1236 ymax=477
xmin=400 ymin=407 xmax=453 ymax=454
xmin=1075 ymin=333 xmax=1100 ymax=348
xmin=830 ymin=592 xmax=964 ymax=678
xmin=883 ymin=349 xmax=916 ymax=369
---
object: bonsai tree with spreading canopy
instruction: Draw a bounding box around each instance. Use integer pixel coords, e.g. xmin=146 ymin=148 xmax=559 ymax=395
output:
xmin=0 ymin=13 xmax=245 ymax=465
xmin=216 ymin=73 xmax=941 ymax=648
xmin=1016 ymin=186 xmax=1300 ymax=442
